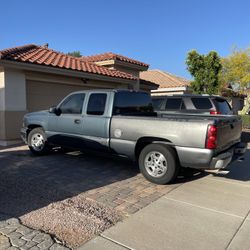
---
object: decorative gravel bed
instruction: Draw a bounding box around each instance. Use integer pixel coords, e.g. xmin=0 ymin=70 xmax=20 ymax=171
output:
xmin=20 ymin=194 xmax=122 ymax=249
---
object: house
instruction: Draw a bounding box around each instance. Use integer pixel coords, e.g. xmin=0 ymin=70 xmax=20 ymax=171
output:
xmin=82 ymin=52 xmax=158 ymax=91
xmin=140 ymin=69 xmax=191 ymax=96
xmin=0 ymin=44 xmax=157 ymax=146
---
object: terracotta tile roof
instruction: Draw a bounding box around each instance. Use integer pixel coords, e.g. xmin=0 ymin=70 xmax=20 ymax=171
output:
xmin=140 ymin=69 xmax=190 ymax=88
xmin=0 ymin=44 xmax=136 ymax=80
xmin=82 ymin=52 xmax=149 ymax=68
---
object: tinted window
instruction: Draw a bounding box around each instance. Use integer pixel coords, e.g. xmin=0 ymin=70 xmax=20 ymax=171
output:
xmin=165 ymin=98 xmax=182 ymax=110
xmin=59 ymin=93 xmax=85 ymax=114
xmin=87 ymin=93 xmax=107 ymax=115
xmin=214 ymin=98 xmax=232 ymax=114
xmin=113 ymin=92 xmax=153 ymax=115
xmin=152 ymin=98 xmax=164 ymax=110
xmin=191 ymin=98 xmax=213 ymax=109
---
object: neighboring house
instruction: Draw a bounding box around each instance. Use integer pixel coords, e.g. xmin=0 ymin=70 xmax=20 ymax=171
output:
xmin=82 ymin=52 xmax=158 ymax=91
xmin=140 ymin=69 xmax=191 ymax=96
xmin=0 ymin=44 xmax=157 ymax=146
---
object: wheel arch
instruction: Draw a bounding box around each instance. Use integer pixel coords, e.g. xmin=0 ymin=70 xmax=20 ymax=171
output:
xmin=27 ymin=124 xmax=44 ymax=136
xmin=135 ymin=136 xmax=177 ymax=161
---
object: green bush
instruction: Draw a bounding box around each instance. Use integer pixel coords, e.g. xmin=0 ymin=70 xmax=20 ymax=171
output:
xmin=241 ymin=115 xmax=250 ymax=129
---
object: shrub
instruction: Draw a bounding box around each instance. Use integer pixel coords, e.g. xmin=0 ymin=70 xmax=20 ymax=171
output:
xmin=241 ymin=115 xmax=250 ymax=129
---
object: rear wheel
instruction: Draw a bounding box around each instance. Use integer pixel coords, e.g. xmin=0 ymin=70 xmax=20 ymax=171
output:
xmin=28 ymin=127 xmax=51 ymax=155
xmin=139 ymin=144 xmax=179 ymax=184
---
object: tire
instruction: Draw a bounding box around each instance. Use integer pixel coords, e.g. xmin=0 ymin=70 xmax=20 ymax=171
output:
xmin=138 ymin=144 xmax=179 ymax=185
xmin=27 ymin=127 xmax=51 ymax=155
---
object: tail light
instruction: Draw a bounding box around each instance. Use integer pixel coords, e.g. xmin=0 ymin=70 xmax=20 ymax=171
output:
xmin=210 ymin=110 xmax=222 ymax=115
xmin=206 ymin=125 xmax=217 ymax=149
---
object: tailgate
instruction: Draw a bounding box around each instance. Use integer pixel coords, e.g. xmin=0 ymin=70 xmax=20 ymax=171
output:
xmin=216 ymin=116 xmax=242 ymax=152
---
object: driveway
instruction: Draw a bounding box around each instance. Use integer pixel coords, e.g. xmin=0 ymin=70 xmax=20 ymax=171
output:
xmin=0 ymin=145 xmax=198 ymax=249
xmin=0 ymin=132 xmax=249 ymax=249
xmin=81 ymin=143 xmax=250 ymax=250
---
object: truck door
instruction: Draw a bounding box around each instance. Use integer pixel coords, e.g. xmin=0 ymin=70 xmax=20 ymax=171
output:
xmin=47 ymin=93 xmax=85 ymax=147
xmin=81 ymin=92 xmax=111 ymax=151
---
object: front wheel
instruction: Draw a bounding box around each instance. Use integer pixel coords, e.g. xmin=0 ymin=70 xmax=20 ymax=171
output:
xmin=138 ymin=144 xmax=179 ymax=185
xmin=28 ymin=127 xmax=51 ymax=155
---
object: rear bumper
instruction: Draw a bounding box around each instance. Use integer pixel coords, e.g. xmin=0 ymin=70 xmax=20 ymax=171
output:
xmin=176 ymin=142 xmax=247 ymax=170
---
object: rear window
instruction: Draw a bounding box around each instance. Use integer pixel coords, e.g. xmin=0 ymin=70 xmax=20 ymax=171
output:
xmin=87 ymin=93 xmax=107 ymax=115
xmin=165 ymin=98 xmax=185 ymax=110
xmin=191 ymin=98 xmax=213 ymax=109
xmin=213 ymin=98 xmax=232 ymax=114
xmin=113 ymin=92 xmax=153 ymax=115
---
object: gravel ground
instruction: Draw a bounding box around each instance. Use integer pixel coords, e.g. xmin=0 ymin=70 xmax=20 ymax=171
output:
xmin=20 ymin=194 xmax=122 ymax=249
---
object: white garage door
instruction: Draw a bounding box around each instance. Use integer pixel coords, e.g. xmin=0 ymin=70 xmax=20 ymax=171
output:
xmin=26 ymin=80 xmax=90 ymax=112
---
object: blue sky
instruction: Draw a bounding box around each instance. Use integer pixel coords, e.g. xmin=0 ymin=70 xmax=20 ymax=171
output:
xmin=0 ymin=0 xmax=249 ymax=79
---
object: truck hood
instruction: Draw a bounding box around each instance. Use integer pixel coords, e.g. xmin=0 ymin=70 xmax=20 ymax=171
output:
xmin=25 ymin=110 xmax=49 ymax=118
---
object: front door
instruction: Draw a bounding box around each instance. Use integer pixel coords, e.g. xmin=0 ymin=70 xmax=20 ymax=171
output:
xmin=47 ymin=93 xmax=85 ymax=148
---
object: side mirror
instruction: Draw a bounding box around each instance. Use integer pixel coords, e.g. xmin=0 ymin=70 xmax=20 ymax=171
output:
xmin=49 ymin=107 xmax=62 ymax=116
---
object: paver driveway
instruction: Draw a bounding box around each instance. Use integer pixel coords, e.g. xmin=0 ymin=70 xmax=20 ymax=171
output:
xmin=1 ymin=130 xmax=249 ymax=249
xmin=0 ymin=144 xmax=203 ymax=248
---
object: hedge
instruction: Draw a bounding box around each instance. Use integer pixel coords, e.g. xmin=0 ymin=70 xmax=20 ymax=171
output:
xmin=241 ymin=115 xmax=250 ymax=129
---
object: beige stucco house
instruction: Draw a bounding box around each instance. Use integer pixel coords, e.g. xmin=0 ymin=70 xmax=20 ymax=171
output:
xmin=140 ymin=69 xmax=191 ymax=96
xmin=0 ymin=44 xmax=158 ymax=146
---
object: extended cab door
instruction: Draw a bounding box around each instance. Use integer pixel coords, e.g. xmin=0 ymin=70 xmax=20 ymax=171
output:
xmin=80 ymin=92 xmax=111 ymax=150
xmin=47 ymin=93 xmax=85 ymax=147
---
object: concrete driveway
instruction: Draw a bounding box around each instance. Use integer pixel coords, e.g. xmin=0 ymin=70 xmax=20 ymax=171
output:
xmin=80 ymin=144 xmax=250 ymax=250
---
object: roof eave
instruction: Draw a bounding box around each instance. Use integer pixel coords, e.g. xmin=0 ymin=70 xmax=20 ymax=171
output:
xmin=114 ymin=59 xmax=149 ymax=71
xmin=151 ymin=86 xmax=189 ymax=92
xmin=0 ymin=59 xmax=137 ymax=85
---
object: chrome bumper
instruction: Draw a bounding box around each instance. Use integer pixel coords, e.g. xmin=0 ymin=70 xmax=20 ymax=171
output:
xmin=209 ymin=142 xmax=247 ymax=169
xmin=176 ymin=142 xmax=247 ymax=170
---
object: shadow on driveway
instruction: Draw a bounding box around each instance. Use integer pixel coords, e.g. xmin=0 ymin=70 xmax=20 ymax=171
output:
xmin=0 ymin=147 xmax=139 ymax=218
xmin=0 ymin=146 xmax=208 ymax=221
xmin=211 ymin=149 xmax=250 ymax=183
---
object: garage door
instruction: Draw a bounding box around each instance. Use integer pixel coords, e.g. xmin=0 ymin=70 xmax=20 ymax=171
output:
xmin=26 ymin=80 xmax=90 ymax=112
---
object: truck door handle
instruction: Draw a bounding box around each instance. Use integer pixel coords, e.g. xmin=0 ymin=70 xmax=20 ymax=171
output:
xmin=74 ymin=119 xmax=81 ymax=124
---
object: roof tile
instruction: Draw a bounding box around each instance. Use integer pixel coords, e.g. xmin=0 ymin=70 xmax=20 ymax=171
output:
xmin=82 ymin=52 xmax=149 ymax=68
xmin=140 ymin=70 xmax=190 ymax=88
xmin=0 ymin=44 xmax=136 ymax=80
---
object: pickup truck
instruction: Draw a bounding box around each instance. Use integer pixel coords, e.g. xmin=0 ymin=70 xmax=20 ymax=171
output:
xmin=20 ymin=89 xmax=246 ymax=184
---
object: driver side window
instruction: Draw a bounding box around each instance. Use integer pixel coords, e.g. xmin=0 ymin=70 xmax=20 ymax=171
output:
xmin=59 ymin=93 xmax=85 ymax=114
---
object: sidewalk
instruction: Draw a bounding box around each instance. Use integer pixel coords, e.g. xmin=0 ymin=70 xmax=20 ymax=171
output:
xmin=79 ymin=146 xmax=250 ymax=250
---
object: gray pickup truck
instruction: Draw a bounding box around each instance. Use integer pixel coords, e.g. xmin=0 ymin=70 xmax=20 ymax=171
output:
xmin=21 ymin=89 xmax=246 ymax=184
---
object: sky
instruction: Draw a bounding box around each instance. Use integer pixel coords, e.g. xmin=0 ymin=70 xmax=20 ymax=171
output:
xmin=0 ymin=0 xmax=250 ymax=79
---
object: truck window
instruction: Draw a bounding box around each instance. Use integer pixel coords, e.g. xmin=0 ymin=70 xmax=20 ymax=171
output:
xmin=59 ymin=93 xmax=85 ymax=114
xmin=191 ymin=98 xmax=213 ymax=109
xmin=213 ymin=98 xmax=232 ymax=114
xmin=87 ymin=93 xmax=107 ymax=115
xmin=152 ymin=98 xmax=164 ymax=110
xmin=165 ymin=98 xmax=182 ymax=110
xmin=113 ymin=92 xmax=153 ymax=115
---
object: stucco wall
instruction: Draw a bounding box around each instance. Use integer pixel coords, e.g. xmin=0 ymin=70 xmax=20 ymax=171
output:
xmin=0 ymin=68 xmax=27 ymax=144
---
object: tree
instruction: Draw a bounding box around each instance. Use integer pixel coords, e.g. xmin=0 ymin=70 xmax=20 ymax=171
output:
xmin=220 ymin=47 xmax=250 ymax=115
xmin=186 ymin=50 xmax=222 ymax=95
xmin=67 ymin=51 xmax=82 ymax=57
